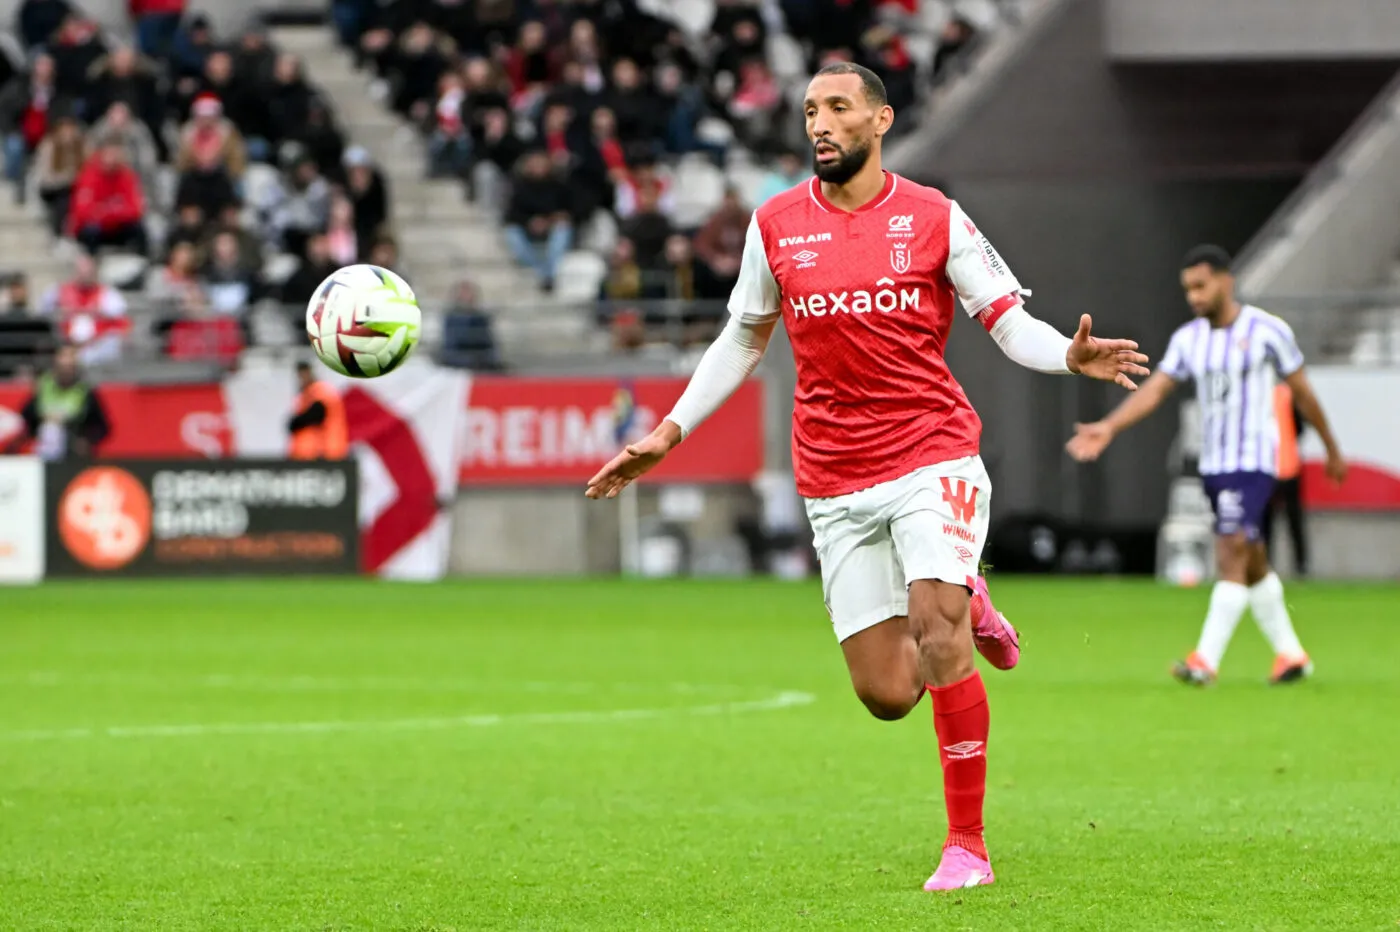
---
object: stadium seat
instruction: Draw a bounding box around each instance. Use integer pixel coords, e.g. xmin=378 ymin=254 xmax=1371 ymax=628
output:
xmin=97 ymin=254 xmax=149 ymax=291
xmin=672 ymin=158 xmax=727 ymax=229
xmin=241 ymin=164 xmax=283 ymax=214
xmin=263 ymin=253 xmax=302 ymax=286
xmin=554 ymin=251 xmax=608 ymax=303
xmin=768 ymin=34 xmax=806 ymax=81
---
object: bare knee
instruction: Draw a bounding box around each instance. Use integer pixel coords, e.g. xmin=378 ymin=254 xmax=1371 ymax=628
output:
xmin=1216 ymin=534 xmax=1250 ymax=583
xmin=855 ymin=680 xmax=921 ymax=721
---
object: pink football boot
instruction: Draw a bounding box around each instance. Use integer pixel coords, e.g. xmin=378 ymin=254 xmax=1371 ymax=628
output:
xmin=968 ymin=575 xmax=1020 ymax=671
xmin=923 ymin=845 xmax=996 ymax=891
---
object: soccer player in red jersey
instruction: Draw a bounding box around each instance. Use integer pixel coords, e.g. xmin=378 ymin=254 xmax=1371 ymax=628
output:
xmin=586 ymin=63 xmax=1148 ymax=890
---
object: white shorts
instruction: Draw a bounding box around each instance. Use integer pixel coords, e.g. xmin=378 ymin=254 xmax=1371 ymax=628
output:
xmin=804 ymin=455 xmax=992 ymax=642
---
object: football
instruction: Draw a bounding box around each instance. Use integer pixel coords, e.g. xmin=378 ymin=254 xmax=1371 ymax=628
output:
xmin=305 ymin=264 xmax=421 ymax=378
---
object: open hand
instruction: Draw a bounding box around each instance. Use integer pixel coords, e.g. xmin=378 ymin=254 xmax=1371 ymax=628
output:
xmin=1067 ymin=314 xmax=1150 ymax=390
xmin=1066 ymin=421 xmax=1114 ymax=462
xmin=584 ymin=424 xmax=679 ymax=500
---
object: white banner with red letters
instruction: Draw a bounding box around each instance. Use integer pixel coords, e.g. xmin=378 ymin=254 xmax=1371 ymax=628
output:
xmin=1298 ymin=367 xmax=1400 ymax=510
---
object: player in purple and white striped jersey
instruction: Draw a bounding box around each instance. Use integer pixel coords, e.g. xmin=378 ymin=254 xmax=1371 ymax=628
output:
xmin=1067 ymin=245 xmax=1348 ymax=686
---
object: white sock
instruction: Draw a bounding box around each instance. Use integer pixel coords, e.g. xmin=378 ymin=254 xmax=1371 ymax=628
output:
xmin=1196 ymin=581 xmax=1249 ymax=671
xmin=1249 ymin=572 xmax=1306 ymax=659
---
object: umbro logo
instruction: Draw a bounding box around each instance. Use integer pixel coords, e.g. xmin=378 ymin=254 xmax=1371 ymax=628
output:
xmin=793 ymin=250 xmax=818 ymax=269
xmin=942 ymin=740 xmax=985 ymax=760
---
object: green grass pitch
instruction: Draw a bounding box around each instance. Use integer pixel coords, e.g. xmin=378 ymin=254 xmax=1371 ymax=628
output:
xmin=3 ymin=578 xmax=1399 ymax=931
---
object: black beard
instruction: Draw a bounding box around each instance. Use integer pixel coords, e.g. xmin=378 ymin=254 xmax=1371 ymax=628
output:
xmin=812 ymin=139 xmax=871 ymax=185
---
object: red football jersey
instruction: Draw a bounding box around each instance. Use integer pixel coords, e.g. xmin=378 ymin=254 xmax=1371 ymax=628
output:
xmin=731 ymin=172 xmax=1025 ymax=498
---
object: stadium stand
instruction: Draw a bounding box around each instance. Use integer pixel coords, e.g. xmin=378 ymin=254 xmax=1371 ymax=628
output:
xmin=0 ymin=0 xmax=1033 ymax=375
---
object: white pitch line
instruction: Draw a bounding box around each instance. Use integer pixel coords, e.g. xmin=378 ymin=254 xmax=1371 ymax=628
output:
xmin=0 ymin=691 xmax=817 ymax=742
xmin=0 ymin=672 xmax=743 ymax=695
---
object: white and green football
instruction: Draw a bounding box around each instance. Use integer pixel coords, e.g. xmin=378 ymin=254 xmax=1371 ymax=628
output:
xmin=306 ymin=264 xmax=421 ymax=378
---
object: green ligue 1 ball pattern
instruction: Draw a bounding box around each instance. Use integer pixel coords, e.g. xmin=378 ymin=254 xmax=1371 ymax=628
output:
xmin=306 ymin=264 xmax=422 ymax=378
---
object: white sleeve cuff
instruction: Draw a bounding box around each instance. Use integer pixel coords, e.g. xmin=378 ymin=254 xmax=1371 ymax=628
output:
xmin=988 ymin=307 xmax=1073 ymax=374
xmin=666 ymin=317 xmax=771 ymax=438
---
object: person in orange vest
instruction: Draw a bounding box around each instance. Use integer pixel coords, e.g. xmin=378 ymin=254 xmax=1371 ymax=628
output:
xmin=1262 ymin=382 xmax=1308 ymax=576
xmin=288 ymin=360 xmax=348 ymax=460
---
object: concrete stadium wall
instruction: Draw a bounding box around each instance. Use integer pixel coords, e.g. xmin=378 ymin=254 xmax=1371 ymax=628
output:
xmin=1106 ymin=0 xmax=1400 ymax=61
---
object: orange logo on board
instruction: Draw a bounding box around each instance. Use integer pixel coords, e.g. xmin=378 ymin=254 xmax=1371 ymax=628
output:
xmin=57 ymin=467 xmax=151 ymax=570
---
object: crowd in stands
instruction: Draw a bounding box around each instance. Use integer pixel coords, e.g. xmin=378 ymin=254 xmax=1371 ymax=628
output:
xmin=331 ymin=0 xmax=998 ymax=353
xmin=0 ymin=0 xmax=398 ymax=372
xmin=0 ymin=0 xmax=1007 ymax=375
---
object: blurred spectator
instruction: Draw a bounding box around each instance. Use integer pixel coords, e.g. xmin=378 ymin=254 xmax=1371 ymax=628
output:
xmin=727 ymin=59 xmax=784 ymax=153
xmin=166 ymin=289 xmax=244 ymax=365
xmin=756 ymin=150 xmax=810 ymax=203
xmin=342 ymin=146 xmax=388 ymax=246
xmin=171 ymin=13 xmax=216 ymax=82
xmin=439 ymin=279 xmax=503 ymax=372
xmin=655 ymin=60 xmax=720 ymax=163
xmin=324 ymin=194 xmax=358 ymax=265
xmin=88 ymin=101 xmax=158 ymax=194
xmin=392 ymin=23 xmax=449 ymax=123
xmin=175 ymin=49 xmax=260 ymax=147
xmin=619 ymin=183 xmax=673 ymax=271
xmin=144 ymin=239 xmax=203 ymax=315
xmin=692 ymin=187 xmax=748 ymax=298
xmin=288 ymin=359 xmax=347 ymax=460
xmin=566 ymin=105 xmax=624 ymax=218
xmin=615 ymin=159 xmax=674 ymax=221
xmin=85 ymin=47 xmax=162 ymax=148
xmin=662 ymin=234 xmax=697 ymax=301
xmin=18 ymin=0 xmax=73 ymax=52
xmin=0 ymin=53 xmax=60 ymax=201
xmin=4 ymin=273 xmax=32 ymax=314
xmin=292 ymin=97 xmax=345 ymax=174
xmin=543 ymin=58 xmax=601 ymax=119
xmin=469 ymin=106 xmax=523 ymax=207
xmin=33 ymin=113 xmax=84 ymax=235
xmin=280 ymin=232 xmax=337 ymax=306
xmin=39 ymin=253 xmax=129 ymax=365
xmin=933 ymin=17 xmax=978 ymax=80
xmin=367 ymin=234 xmax=404 ymax=276
xmin=269 ymin=154 xmax=331 ymax=257
xmin=67 ymin=136 xmax=147 ymax=254
xmin=602 ymin=237 xmax=645 ymax=302
xmin=505 ymin=19 xmax=555 ymax=116
xmin=4 ymin=344 xmax=109 ymax=461
xmin=130 ymin=0 xmax=186 ymax=60
xmin=710 ymin=2 xmax=767 ymax=80
xmin=606 ymin=58 xmax=660 ymax=147
xmin=504 ymin=150 xmax=572 ymax=291
xmin=174 ymin=93 xmax=244 ymax=218
xmin=167 ymin=201 xmax=206 ymax=248
xmin=49 ymin=14 xmax=106 ymax=100
xmin=233 ymin=28 xmax=276 ymax=91
xmin=461 ymin=56 xmax=511 ymax=136
xmin=202 ymin=199 xmax=263 ymax=273
xmin=201 ymin=228 xmax=260 ymax=314
xmin=267 ymin=54 xmax=315 ymax=154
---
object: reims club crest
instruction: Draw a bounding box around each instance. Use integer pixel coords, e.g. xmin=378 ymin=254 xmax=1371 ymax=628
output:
xmin=890 ymin=243 xmax=911 ymax=275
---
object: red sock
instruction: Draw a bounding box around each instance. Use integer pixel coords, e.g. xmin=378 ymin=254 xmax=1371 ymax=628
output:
xmin=928 ymin=671 xmax=989 ymax=860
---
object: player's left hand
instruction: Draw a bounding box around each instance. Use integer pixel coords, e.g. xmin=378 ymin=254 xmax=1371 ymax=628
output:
xmin=1066 ymin=314 xmax=1151 ymax=390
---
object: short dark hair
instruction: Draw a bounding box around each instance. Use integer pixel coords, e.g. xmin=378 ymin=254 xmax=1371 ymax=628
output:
xmin=813 ymin=61 xmax=888 ymax=108
xmin=296 ymin=360 xmax=312 ymax=374
xmin=1181 ymin=244 xmax=1232 ymax=273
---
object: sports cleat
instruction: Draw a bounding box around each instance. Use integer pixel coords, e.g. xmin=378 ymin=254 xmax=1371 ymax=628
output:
xmin=968 ymin=575 xmax=1020 ymax=670
xmin=1269 ymin=654 xmax=1313 ymax=685
xmin=923 ymin=845 xmax=995 ymax=891
xmin=1172 ymin=651 xmax=1216 ymax=686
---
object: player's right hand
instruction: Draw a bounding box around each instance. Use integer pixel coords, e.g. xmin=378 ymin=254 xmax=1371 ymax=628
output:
xmin=1066 ymin=421 xmax=1114 ymax=462
xmin=584 ymin=422 xmax=681 ymax=499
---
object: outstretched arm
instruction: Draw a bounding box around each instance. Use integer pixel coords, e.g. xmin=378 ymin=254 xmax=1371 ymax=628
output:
xmin=1285 ymin=367 xmax=1347 ymax=483
xmin=1066 ymin=370 xmax=1178 ymax=462
xmin=585 ymin=213 xmax=781 ymax=500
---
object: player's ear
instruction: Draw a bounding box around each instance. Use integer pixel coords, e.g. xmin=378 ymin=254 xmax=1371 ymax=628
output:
xmin=876 ymin=105 xmax=894 ymax=137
